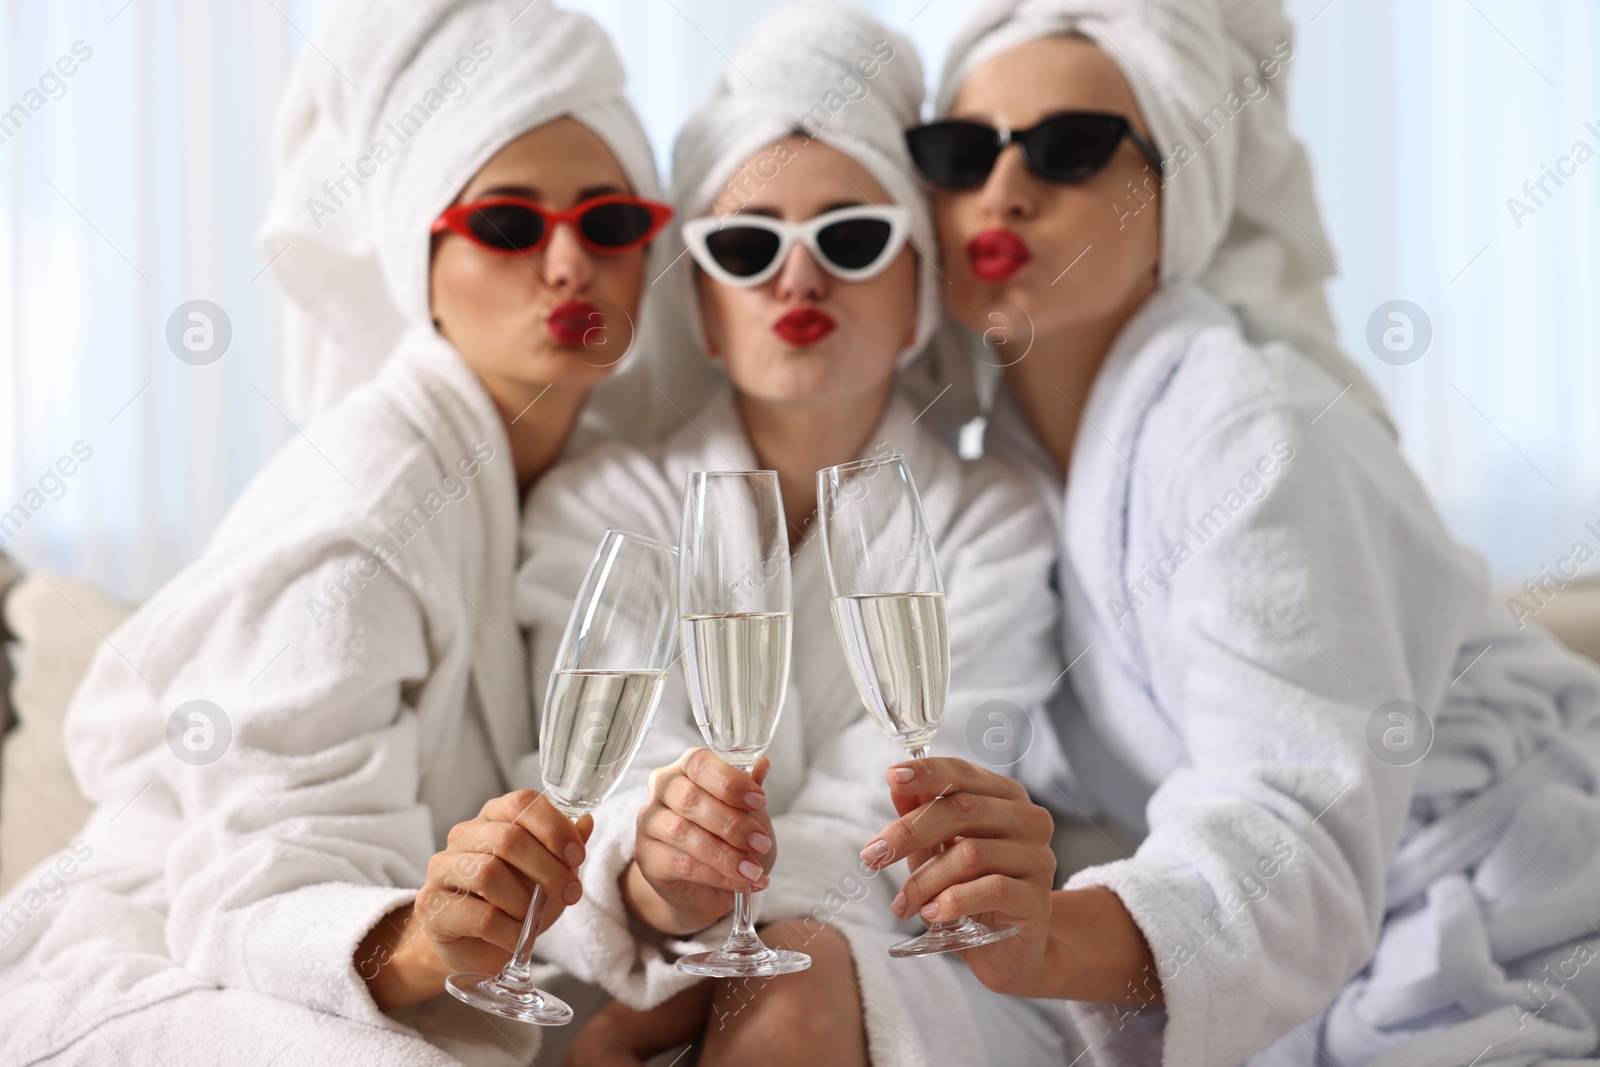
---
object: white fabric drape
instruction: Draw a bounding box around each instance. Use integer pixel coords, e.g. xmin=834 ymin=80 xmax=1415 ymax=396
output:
xmin=0 ymin=0 xmax=318 ymax=598
xmin=2 ymin=0 xmax=1596 ymax=599
xmin=1282 ymin=0 xmax=1600 ymax=582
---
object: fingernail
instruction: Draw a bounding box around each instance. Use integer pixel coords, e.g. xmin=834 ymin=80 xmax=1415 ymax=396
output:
xmin=564 ymin=843 xmax=584 ymax=866
xmin=738 ymin=859 xmax=763 ymax=882
xmin=754 ymin=876 xmax=770 ymax=891
xmin=889 ymin=766 xmax=916 ymax=784
xmin=748 ymin=831 xmax=772 ymax=855
xmin=860 ymin=839 xmax=890 ymax=867
xmin=921 ymin=900 xmax=940 ymax=921
xmin=744 ymin=791 xmax=767 ymax=810
xmin=891 ymin=890 xmax=907 ymax=917
xmin=564 ymin=882 xmax=582 ymax=905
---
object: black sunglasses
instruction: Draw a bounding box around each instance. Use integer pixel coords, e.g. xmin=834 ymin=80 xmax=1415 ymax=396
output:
xmin=906 ymin=111 xmax=1163 ymax=190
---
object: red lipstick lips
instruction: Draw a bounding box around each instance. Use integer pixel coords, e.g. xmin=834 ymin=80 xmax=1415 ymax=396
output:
xmin=967 ymin=228 xmax=1032 ymax=282
xmin=546 ymin=299 xmax=602 ymax=348
xmin=773 ymin=306 xmax=836 ymax=347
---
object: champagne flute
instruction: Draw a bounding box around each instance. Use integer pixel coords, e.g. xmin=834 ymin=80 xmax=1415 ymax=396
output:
xmin=674 ymin=470 xmax=811 ymax=978
xmin=817 ymin=455 xmax=1021 ymax=957
xmin=447 ymin=528 xmax=679 ymax=1023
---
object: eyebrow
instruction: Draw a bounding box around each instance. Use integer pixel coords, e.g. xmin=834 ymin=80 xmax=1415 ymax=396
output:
xmin=470 ymin=182 xmax=628 ymax=202
xmin=477 ymin=183 xmax=539 ymax=199
xmin=731 ymin=199 xmax=867 ymax=219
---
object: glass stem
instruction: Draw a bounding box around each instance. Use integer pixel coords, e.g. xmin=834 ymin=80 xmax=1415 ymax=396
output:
xmin=722 ymin=759 xmax=761 ymax=954
xmin=495 ymin=884 xmax=551 ymax=992
xmin=907 ymin=744 xmax=965 ymax=933
xmin=496 ymin=812 xmax=575 ymax=992
xmin=727 ymin=887 xmax=760 ymax=950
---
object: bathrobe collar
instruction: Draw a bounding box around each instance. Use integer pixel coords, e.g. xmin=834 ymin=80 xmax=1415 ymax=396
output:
xmin=1065 ymin=285 xmax=1232 ymax=610
xmin=989 ymin=282 xmax=1234 ymax=685
xmin=993 ymin=284 xmax=1230 ymax=567
xmin=380 ymin=325 xmax=530 ymax=785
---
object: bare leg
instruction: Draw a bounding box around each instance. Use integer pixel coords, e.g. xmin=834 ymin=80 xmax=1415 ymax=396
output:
xmin=564 ymin=983 xmax=714 ymax=1067
xmin=699 ymin=921 xmax=868 ymax=1067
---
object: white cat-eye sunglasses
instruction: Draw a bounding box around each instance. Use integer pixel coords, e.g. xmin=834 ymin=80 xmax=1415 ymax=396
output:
xmin=682 ymin=204 xmax=913 ymax=288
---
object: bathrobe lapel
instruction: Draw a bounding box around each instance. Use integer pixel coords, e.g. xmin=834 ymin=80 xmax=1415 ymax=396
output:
xmin=993 ymin=286 xmax=1229 ymax=748
xmin=383 ymin=329 xmax=530 ymax=787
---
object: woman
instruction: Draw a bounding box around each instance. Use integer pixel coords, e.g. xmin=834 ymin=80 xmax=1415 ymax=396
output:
xmin=0 ymin=2 xmax=669 ymax=1062
xmin=513 ymin=6 xmax=1075 ymax=1066
xmin=863 ymin=1 xmax=1600 ymax=1065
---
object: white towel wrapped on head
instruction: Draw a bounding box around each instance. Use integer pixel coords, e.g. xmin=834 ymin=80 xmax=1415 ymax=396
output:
xmin=648 ymin=1 xmax=977 ymax=440
xmin=258 ymin=0 xmax=660 ymax=422
xmin=937 ymin=0 xmax=1387 ymax=422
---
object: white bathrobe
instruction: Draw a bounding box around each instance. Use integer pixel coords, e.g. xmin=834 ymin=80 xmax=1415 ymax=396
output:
xmin=989 ymin=283 xmax=1600 ymax=1067
xmin=513 ymin=387 xmax=1080 ymax=1067
xmin=0 ymin=328 xmax=549 ymax=1066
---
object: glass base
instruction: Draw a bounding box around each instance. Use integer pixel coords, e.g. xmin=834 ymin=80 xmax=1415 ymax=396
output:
xmin=888 ymin=916 xmax=1020 ymax=958
xmin=676 ymin=946 xmax=812 ymax=978
xmin=445 ymin=972 xmax=574 ymax=1025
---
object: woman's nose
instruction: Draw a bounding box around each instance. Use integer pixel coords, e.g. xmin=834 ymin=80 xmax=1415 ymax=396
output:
xmin=980 ymin=144 xmax=1039 ymax=222
xmin=773 ymin=242 xmax=828 ymax=303
xmin=542 ymin=219 xmax=594 ymax=293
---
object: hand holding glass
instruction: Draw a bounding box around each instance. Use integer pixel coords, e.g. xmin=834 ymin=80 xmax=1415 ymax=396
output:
xmin=818 ymin=455 xmax=1021 ymax=957
xmin=674 ymin=470 xmax=811 ymax=978
xmin=446 ymin=529 xmax=678 ymax=1023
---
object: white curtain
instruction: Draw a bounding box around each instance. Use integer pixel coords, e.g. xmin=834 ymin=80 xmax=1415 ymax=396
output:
xmin=1283 ymin=0 xmax=1600 ymax=585
xmin=0 ymin=0 xmax=321 ymax=598
xmin=2 ymin=0 xmax=1596 ymax=600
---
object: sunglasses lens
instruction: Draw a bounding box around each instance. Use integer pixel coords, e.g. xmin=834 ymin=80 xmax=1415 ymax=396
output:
xmin=466 ymin=203 xmax=546 ymax=251
xmin=579 ymin=201 xmax=656 ymax=249
xmin=704 ymin=226 xmax=783 ymax=278
xmin=1024 ymin=115 xmax=1127 ymax=183
xmin=907 ymin=123 xmax=1000 ymax=189
xmin=816 ymin=217 xmax=893 ymax=271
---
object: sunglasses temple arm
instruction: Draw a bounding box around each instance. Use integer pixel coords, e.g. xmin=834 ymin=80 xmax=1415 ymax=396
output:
xmin=1129 ymin=130 xmax=1164 ymax=180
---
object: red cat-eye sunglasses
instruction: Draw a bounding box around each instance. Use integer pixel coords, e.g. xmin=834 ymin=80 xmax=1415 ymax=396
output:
xmin=431 ymin=193 xmax=674 ymax=256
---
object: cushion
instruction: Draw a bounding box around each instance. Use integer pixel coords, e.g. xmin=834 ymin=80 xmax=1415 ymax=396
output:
xmin=1505 ymin=576 xmax=1600 ymax=666
xmin=0 ymin=572 xmax=136 ymax=892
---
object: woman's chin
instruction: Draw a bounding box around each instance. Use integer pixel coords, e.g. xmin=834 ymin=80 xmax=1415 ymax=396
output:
xmin=735 ymin=369 xmax=892 ymax=412
xmin=491 ymin=344 xmax=622 ymax=391
xmin=542 ymin=323 xmax=637 ymax=368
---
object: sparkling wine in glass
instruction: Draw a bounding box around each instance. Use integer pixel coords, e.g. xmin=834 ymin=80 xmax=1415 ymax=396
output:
xmin=447 ymin=529 xmax=678 ymax=1023
xmin=818 ymin=455 xmax=1021 ymax=957
xmin=674 ymin=470 xmax=811 ymax=978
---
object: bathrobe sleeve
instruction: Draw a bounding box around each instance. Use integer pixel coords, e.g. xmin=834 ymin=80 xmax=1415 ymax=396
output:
xmin=63 ymin=534 xmax=441 ymax=1032
xmin=512 ymin=442 xmax=717 ymax=1009
xmin=1062 ymin=384 xmax=1487 ymax=1066
xmin=757 ymin=451 xmax=1065 ymax=924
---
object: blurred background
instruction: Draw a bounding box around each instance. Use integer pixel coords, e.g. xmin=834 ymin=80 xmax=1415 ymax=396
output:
xmin=0 ymin=0 xmax=1596 ymax=600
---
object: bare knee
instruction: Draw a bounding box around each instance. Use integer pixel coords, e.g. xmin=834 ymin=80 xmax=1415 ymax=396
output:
xmin=761 ymin=918 xmax=853 ymax=967
xmin=701 ymin=921 xmax=866 ymax=1067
